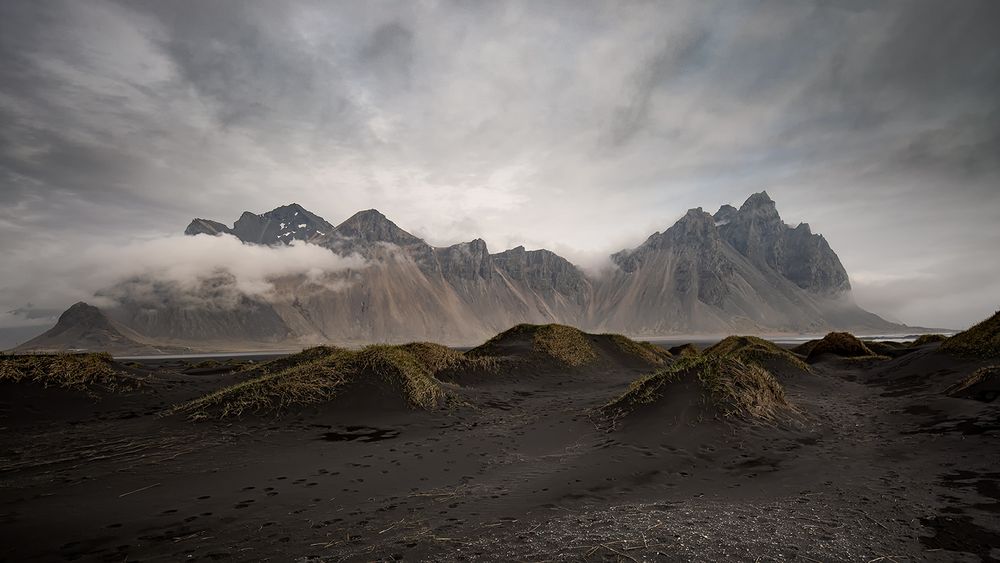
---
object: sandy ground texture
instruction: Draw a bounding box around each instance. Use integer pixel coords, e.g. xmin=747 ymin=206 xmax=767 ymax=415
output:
xmin=1 ymin=342 xmax=998 ymax=562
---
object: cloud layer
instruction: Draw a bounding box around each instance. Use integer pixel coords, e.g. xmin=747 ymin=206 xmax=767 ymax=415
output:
xmin=0 ymin=234 xmax=364 ymax=327
xmin=0 ymin=0 xmax=998 ymax=330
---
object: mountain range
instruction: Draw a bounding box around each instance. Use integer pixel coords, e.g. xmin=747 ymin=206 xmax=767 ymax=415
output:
xmin=16 ymin=192 xmax=907 ymax=353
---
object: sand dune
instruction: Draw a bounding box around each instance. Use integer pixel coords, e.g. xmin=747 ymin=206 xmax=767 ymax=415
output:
xmin=2 ymin=321 xmax=999 ymax=561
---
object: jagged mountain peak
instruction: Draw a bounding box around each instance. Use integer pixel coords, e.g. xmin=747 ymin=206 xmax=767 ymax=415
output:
xmin=185 ymin=204 xmax=334 ymax=246
xmin=737 ymin=191 xmax=781 ymax=223
xmin=271 ymin=202 xmax=307 ymax=213
xmin=492 ymin=245 xmax=586 ymax=295
xmin=741 ymin=190 xmax=775 ymax=208
xmin=333 ymin=209 xmax=422 ymax=245
xmin=436 ymin=238 xmax=494 ymax=281
xmin=185 ymin=218 xmax=233 ymax=237
xmin=715 ymin=192 xmax=850 ymax=295
xmin=664 ymin=208 xmax=719 ymax=241
xmin=713 ymin=204 xmax=738 ymax=225
xmin=449 ymin=238 xmax=489 ymax=254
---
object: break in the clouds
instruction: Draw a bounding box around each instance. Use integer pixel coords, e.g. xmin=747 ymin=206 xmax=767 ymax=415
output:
xmin=0 ymin=0 xmax=998 ymax=330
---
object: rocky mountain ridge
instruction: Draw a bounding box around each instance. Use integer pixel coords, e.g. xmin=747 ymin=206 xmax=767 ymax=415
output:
xmin=18 ymin=193 xmax=908 ymax=352
xmin=185 ymin=203 xmax=334 ymax=246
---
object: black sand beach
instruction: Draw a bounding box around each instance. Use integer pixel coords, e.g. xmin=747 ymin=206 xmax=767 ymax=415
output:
xmin=1 ymin=338 xmax=998 ymax=562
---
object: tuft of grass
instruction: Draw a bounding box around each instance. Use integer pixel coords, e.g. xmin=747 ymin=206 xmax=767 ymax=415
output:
xmin=909 ymin=334 xmax=948 ymax=347
xmin=530 ymin=324 xmax=598 ymax=367
xmin=805 ymin=332 xmax=880 ymax=362
xmin=603 ymin=333 xmax=672 ymax=366
xmin=174 ymin=344 xmax=463 ymax=419
xmin=179 ymin=360 xmax=343 ymax=419
xmin=703 ymin=335 xmax=809 ymax=372
xmin=603 ymin=355 xmax=792 ymax=422
xmin=399 ymin=342 xmax=466 ymax=373
xmin=835 ymin=355 xmax=892 ymax=365
xmin=941 ymin=311 xmax=1000 ymax=359
xmin=946 ymin=365 xmax=1000 ymax=398
xmin=350 ymin=345 xmax=450 ymax=410
xmin=469 ymin=324 xmax=599 ymax=367
xmin=0 ymin=352 xmax=138 ymax=393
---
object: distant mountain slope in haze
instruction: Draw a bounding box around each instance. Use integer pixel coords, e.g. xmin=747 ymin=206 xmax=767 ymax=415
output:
xmin=13 ymin=302 xmax=189 ymax=355
xmin=28 ymin=193 xmax=908 ymax=351
xmin=595 ymin=202 xmax=886 ymax=334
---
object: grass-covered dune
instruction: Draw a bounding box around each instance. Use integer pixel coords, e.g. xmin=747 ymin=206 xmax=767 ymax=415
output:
xmin=909 ymin=334 xmax=948 ymax=348
xmin=941 ymin=311 xmax=1000 ymax=359
xmin=703 ymin=335 xmax=810 ymax=374
xmin=602 ymin=356 xmax=794 ymax=426
xmin=667 ymin=343 xmax=700 ymax=357
xmin=602 ymin=333 xmax=674 ymax=366
xmin=466 ymin=323 xmax=671 ymax=371
xmin=795 ymin=332 xmax=888 ymax=363
xmin=0 ymin=352 xmax=140 ymax=393
xmin=946 ymin=365 xmax=1000 ymax=402
xmin=175 ymin=344 xmax=489 ymax=419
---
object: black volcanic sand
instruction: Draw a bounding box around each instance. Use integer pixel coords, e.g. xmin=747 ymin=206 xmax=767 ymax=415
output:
xmin=1 ymin=344 xmax=999 ymax=562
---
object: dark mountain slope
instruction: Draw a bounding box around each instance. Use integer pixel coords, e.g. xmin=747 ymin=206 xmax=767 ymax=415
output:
xmin=14 ymin=302 xmax=188 ymax=355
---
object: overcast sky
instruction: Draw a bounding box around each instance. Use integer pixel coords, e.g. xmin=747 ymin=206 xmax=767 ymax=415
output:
xmin=0 ymin=0 xmax=998 ymax=334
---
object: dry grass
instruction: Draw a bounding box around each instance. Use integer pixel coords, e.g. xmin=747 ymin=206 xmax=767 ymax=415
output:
xmin=703 ymin=335 xmax=810 ymax=372
xmin=351 ymin=345 xmax=451 ymax=409
xmin=909 ymin=334 xmax=948 ymax=347
xmin=175 ymin=344 xmax=461 ymax=419
xmin=941 ymin=311 xmax=1000 ymax=359
xmin=399 ymin=342 xmax=500 ymax=374
xmin=470 ymin=324 xmax=599 ymax=367
xmin=805 ymin=332 xmax=878 ymax=362
xmin=863 ymin=341 xmax=902 ymax=356
xmin=0 ymin=352 xmax=138 ymax=393
xmin=603 ymin=355 xmax=792 ymax=422
xmin=946 ymin=365 xmax=999 ymax=397
xmin=603 ymin=334 xmax=672 ymax=366
xmin=531 ymin=325 xmax=598 ymax=367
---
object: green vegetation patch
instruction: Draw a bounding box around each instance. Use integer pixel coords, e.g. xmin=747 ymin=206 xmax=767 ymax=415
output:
xmin=941 ymin=311 xmax=1000 ymax=359
xmin=0 ymin=353 xmax=139 ymax=393
xmin=603 ymin=355 xmax=792 ymax=422
xmin=469 ymin=324 xmax=599 ymax=367
xmin=603 ymin=334 xmax=672 ymax=366
xmin=175 ymin=344 xmax=467 ymax=419
xmin=703 ymin=335 xmax=809 ymax=372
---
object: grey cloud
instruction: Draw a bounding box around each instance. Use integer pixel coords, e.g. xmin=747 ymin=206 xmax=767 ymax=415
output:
xmin=0 ymin=0 xmax=997 ymax=330
xmin=607 ymin=27 xmax=711 ymax=147
xmin=359 ymin=22 xmax=415 ymax=90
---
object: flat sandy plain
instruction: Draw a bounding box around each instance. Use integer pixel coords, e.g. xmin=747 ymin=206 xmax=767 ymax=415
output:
xmin=1 ymin=341 xmax=998 ymax=562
